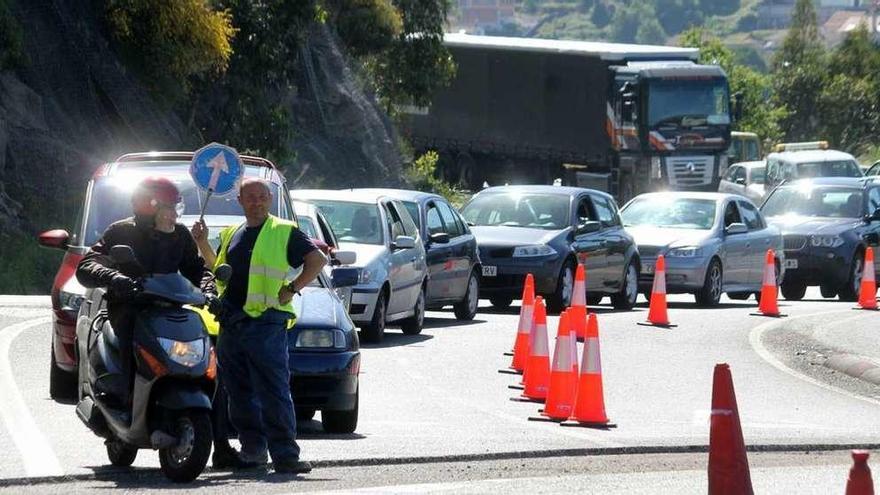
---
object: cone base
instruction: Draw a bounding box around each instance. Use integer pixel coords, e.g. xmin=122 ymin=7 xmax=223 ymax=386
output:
xmin=853 ymin=305 xmax=879 ymax=311
xmin=528 ymin=416 xmax=565 ymax=423
xmin=749 ymin=312 xmax=787 ymax=318
xmin=510 ymin=396 xmax=545 ymax=403
xmin=508 ymin=384 xmax=525 ymax=390
xmin=503 ymin=351 xmax=514 ymax=356
xmin=560 ymin=420 xmax=617 ymax=429
xmin=637 ymin=321 xmax=677 ymax=328
xmin=498 ymin=369 xmax=522 ymax=375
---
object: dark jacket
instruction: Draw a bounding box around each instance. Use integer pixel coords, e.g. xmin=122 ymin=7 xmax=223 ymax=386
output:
xmin=76 ymin=216 xmax=216 ymax=297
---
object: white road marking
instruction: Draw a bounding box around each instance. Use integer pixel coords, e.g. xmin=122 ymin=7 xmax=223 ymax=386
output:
xmin=748 ymin=310 xmax=880 ymax=408
xmin=0 ymin=317 xmax=64 ymax=476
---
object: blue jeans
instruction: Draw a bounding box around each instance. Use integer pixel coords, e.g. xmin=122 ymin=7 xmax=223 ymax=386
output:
xmin=218 ymin=306 xmax=300 ymax=462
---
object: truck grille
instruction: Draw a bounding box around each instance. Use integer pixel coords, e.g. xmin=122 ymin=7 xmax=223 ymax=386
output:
xmin=784 ymin=235 xmax=807 ymax=251
xmin=666 ymin=156 xmax=714 ymax=187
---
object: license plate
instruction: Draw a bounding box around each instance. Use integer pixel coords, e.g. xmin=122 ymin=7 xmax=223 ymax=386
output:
xmin=785 ymin=259 xmax=798 ymax=269
xmin=482 ymin=265 xmax=497 ymax=277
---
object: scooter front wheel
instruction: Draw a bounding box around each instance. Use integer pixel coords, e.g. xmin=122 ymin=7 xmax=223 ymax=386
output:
xmin=158 ymin=410 xmax=212 ymax=483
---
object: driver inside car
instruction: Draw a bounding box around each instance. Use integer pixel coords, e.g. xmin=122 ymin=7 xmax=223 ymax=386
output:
xmin=76 ymin=176 xmax=217 ymax=419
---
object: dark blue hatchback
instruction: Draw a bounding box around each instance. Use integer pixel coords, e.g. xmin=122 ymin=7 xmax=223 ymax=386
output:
xmin=288 ymin=269 xmax=360 ymax=433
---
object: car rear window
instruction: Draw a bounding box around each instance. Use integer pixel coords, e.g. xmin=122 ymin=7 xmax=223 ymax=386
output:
xmin=310 ymin=200 xmax=383 ymax=245
xmin=83 ymin=171 xmax=282 ymax=245
xmin=796 ymin=160 xmax=862 ymax=179
xmin=761 ymin=187 xmax=864 ymax=218
xmin=621 ymin=197 xmax=717 ymax=230
xmin=461 ymin=193 xmax=571 ymax=230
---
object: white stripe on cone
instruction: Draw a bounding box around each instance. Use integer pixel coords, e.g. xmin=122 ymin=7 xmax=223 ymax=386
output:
xmin=585 ymin=337 xmax=601 ymax=374
xmin=652 ymin=267 xmax=666 ymax=294
xmin=532 ymin=323 xmax=549 ymax=356
xmin=517 ymin=305 xmax=534 ymax=334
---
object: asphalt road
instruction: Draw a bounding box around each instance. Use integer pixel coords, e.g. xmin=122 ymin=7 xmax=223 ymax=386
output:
xmin=0 ymin=291 xmax=877 ymax=493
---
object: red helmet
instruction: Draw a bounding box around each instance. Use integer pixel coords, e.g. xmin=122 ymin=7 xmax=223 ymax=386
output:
xmin=132 ymin=176 xmax=182 ymax=216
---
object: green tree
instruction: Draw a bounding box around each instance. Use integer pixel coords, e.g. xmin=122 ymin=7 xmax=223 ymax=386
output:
xmin=590 ymin=1 xmax=612 ymax=28
xmin=366 ymin=0 xmax=456 ymax=108
xmin=680 ymin=28 xmax=786 ymax=145
xmin=772 ymin=0 xmax=826 ymax=142
xmin=101 ymin=0 xmax=235 ymax=101
xmin=0 ymin=0 xmax=23 ymax=70
xmin=329 ymin=0 xmax=403 ymax=56
xmin=700 ymin=0 xmax=739 ymax=16
xmin=656 ymin=0 xmax=703 ymax=35
xmin=635 ymin=16 xmax=667 ymax=45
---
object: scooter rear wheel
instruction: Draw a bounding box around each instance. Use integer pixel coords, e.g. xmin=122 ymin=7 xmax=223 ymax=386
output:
xmin=158 ymin=410 xmax=212 ymax=483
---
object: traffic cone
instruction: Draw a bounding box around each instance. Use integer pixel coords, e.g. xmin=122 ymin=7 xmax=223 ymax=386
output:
xmin=708 ymin=363 xmax=753 ymax=495
xmin=639 ymin=255 xmax=675 ymax=328
xmin=562 ymin=313 xmax=616 ymax=428
xmin=752 ymin=249 xmax=783 ymax=318
xmin=514 ymin=297 xmax=550 ymax=403
xmin=569 ymin=263 xmax=588 ymax=341
xmin=845 ymin=450 xmax=874 ymax=495
xmin=857 ymin=248 xmax=878 ymax=310
xmin=530 ymin=311 xmax=576 ymax=421
xmin=507 ymin=274 xmax=536 ymax=371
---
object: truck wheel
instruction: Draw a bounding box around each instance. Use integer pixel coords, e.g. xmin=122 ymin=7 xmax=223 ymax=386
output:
xmin=819 ymin=285 xmax=837 ymax=299
xmin=360 ymin=290 xmax=387 ymax=343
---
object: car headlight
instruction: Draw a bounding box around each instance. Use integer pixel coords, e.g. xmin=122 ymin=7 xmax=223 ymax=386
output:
xmin=59 ymin=290 xmax=84 ymax=315
xmin=358 ymin=267 xmax=375 ymax=284
xmin=295 ymin=329 xmax=347 ymax=349
xmin=666 ymin=246 xmax=703 ymax=258
xmin=158 ymin=337 xmax=206 ymax=367
xmin=810 ymin=235 xmax=844 ymax=248
xmin=512 ymin=245 xmax=556 ymax=257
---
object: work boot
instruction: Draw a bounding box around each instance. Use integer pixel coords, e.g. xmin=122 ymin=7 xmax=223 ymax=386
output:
xmin=234 ymin=450 xmax=269 ymax=471
xmin=211 ymin=445 xmax=240 ymax=470
xmin=273 ymin=458 xmax=313 ymax=474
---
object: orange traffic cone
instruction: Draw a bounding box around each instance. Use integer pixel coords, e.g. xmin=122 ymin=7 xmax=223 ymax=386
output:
xmin=514 ymin=297 xmax=550 ymax=403
xmin=639 ymin=255 xmax=675 ymax=328
xmin=569 ymin=263 xmax=588 ymax=341
xmin=845 ymin=450 xmax=874 ymax=495
xmin=562 ymin=313 xmax=616 ymax=428
xmin=507 ymin=274 xmax=536 ymax=371
xmin=857 ymin=248 xmax=878 ymax=310
xmin=708 ymin=363 xmax=753 ymax=495
xmin=530 ymin=311 xmax=576 ymax=421
xmin=752 ymin=249 xmax=783 ymax=318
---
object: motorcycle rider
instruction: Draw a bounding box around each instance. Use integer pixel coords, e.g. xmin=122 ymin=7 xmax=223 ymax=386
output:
xmin=76 ymin=176 xmax=219 ymax=419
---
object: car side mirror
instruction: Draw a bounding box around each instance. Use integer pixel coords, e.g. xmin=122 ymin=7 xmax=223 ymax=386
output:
xmin=333 ymin=250 xmax=357 ymax=265
xmin=576 ymin=221 xmax=601 ymax=235
xmin=215 ymin=264 xmax=233 ymax=283
xmin=735 ymin=177 xmax=746 ymax=185
xmin=109 ymin=245 xmax=137 ymax=264
xmin=331 ymin=267 xmax=360 ymax=288
xmin=429 ymin=232 xmax=450 ymax=245
xmin=37 ymin=229 xmax=70 ymax=250
xmin=725 ymin=223 xmax=748 ymax=235
xmin=392 ymin=235 xmax=416 ymax=250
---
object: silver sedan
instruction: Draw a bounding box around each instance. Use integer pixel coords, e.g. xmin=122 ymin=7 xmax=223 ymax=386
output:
xmin=620 ymin=192 xmax=785 ymax=306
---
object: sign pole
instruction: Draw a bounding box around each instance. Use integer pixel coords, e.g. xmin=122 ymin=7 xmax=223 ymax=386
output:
xmin=198 ymin=188 xmax=213 ymax=224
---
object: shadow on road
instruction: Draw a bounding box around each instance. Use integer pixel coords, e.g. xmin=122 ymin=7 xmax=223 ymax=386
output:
xmin=422 ymin=317 xmax=487 ymax=328
xmin=358 ymin=332 xmax=433 ymax=349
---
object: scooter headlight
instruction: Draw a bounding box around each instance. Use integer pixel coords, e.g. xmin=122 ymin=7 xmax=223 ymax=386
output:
xmin=158 ymin=337 xmax=206 ymax=367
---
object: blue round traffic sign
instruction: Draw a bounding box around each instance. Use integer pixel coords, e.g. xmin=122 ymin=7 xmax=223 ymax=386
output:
xmin=189 ymin=143 xmax=244 ymax=196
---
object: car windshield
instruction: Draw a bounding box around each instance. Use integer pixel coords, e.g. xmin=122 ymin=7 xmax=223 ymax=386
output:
xmin=310 ymin=200 xmax=383 ymax=245
xmin=462 ymin=193 xmax=570 ymax=230
xmin=751 ymin=167 xmax=766 ymax=184
xmin=761 ymin=187 xmax=864 ymax=218
xmin=621 ymin=197 xmax=717 ymax=230
xmin=84 ymin=173 xmax=281 ymax=245
xmin=402 ymin=201 xmax=421 ymax=230
xmin=796 ymin=160 xmax=862 ymax=179
xmin=297 ymin=215 xmax=318 ymax=239
xmin=647 ymin=78 xmax=730 ymax=127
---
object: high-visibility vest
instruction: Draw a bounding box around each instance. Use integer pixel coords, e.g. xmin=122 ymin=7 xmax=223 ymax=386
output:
xmin=214 ymin=215 xmax=298 ymax=322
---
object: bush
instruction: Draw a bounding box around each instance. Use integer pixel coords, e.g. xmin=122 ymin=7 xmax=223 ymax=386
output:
xmin=333 ymin=0 xmax=402 ymax=56
xmin=406 ymin=151 xmax=468 ymax=207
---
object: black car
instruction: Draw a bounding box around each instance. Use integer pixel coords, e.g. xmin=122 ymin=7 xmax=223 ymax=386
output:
xmin=460 ymin=185 xmax=640 ymax=312
xmin=760 ymin=178 xmax=880 ymax=301
xmin=289 ymin=268 xmax=361 ymax=433
xmin=354 ymin=188 xmax=482 ymax=320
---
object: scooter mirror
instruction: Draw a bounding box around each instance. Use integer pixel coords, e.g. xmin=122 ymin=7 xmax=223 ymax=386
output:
xmin=215 ymin=264 xmax=233 ymax=283
xmin=110 ymin=245 xmax=137 ymax=264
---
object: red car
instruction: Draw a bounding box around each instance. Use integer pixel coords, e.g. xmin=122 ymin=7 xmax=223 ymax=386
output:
xmin=38 ymin=151 xmax=292 ymax=399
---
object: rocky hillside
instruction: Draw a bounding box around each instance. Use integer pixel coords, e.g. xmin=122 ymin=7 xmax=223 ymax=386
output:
xmin=0 ymin=0 xmax=403 ymax=293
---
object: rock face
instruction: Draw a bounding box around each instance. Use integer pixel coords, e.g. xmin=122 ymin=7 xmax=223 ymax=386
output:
xmin=0 ymin=0 xmax=404 ymax=292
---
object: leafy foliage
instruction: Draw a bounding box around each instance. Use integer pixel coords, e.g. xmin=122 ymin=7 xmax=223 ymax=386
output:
xmin=329 ymin=0 xmax=402 ymax=56
xmin=405 ymin=150 xmax=468 ymax=207
xmin=0 ymin=0 xmax=23 ymax=70
xmin=101 ymin=0 xmax=235 ymax=100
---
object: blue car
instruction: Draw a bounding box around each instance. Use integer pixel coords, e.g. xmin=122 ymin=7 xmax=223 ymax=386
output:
xmin=461 ymin=185 xmax=640 ymax=312
xmin=289 ymin=267 xmax=361 ymax=434
xmin=354 ymin=189 xmax=481 ymax=320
